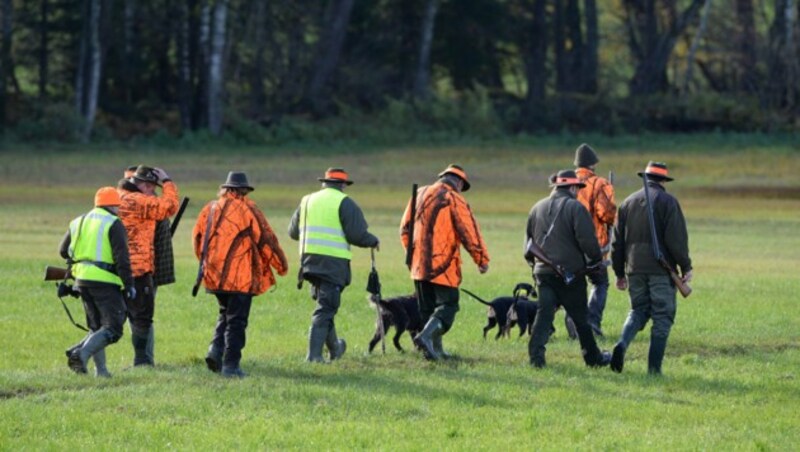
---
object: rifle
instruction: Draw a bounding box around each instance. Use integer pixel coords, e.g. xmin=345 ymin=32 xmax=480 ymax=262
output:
xmin=192 ymin=203 xmax=216 ymax=297
xmin=602 ymin=170 xmax=615 ymax=255
xmin=169 ymin=196 xmax=190 ymax=237
xmin=524 ymin=238 xmax=605 ymax=285
xmin=642 ymin=174 xmax=692 ymax=298
xmin=44 ymin=265 xmax=70 ymax=281
xmin=404 ymin=183 xmax=418 ymax=269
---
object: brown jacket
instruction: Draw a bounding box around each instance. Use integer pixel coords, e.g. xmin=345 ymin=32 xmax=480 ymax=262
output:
xmin=193 ymin=192 xmax=288 ymax=295
xmin=118 ymin=180 xmax=179 ymax=276
xmin=400 ymin=181 xmax=490 ymax=288
xmin=576 ymin=167 xmax=616 ymax=249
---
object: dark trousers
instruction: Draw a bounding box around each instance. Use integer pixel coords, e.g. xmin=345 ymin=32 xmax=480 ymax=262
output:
xmin=211 ymin=293 xmax=253 ymax=367
xmin=415 ymin=281 xmax=460 ymax=332
xmin=126 ymin=274 xmax=155 ymax=335
xmin=587 ymin=267 xmax=610 ymax=328
xmin=529 ymin=273 xmax=603 ymax=366
xmin=310 ymin=280 xmax=342 ymax=329
xmin=80 ymin=285 xmax=127 ymax=342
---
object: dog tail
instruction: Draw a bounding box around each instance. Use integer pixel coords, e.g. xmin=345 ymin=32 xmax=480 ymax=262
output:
xmin=460 ymin=288 xmax=492 ymax=306
xmin=367 ymin=293 xmax=391 ymax=311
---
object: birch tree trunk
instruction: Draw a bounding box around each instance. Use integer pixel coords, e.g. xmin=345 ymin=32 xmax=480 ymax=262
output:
xmin=75 ymin=0 xmax=89 ymax=116
xmin=39 ymin=0 xmax=49 ymax=101
xmin=0 ymin=0 xmax=12 ymax=127
xmin=413 ymin=0 xmax=439 ymax=101
xmin=307 ymin=0 xmax=355 ymax=114
xmin=81 ymin=0 xmax=101 ymax=143
xmin=177 ymin=0 xmax=191 ymax=131
xmin=207 ymin=0 xmax=227 ymax=136
xmin=681 ymin=0 xmax=713 ymax=97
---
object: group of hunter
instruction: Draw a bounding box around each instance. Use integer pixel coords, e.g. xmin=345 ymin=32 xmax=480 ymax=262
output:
xmin=59 ymin=144 xmax=692 ymax=379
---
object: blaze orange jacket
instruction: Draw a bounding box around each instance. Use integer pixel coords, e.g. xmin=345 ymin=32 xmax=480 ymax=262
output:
xmin=576 ymin=167 xmax=616 ymax=249
xmin=400 ymin=181 xmax=490 ymax=288
xmin=118 ymin=181 xmax=179 ymax=277
xmin=193 ymin=192 xmax=288 ymax=295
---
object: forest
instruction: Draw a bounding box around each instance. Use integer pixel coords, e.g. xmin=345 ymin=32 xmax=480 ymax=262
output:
xmin=0 ymin=0 xmax=798 ymax=144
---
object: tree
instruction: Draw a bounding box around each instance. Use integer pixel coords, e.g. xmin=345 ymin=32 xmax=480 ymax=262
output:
xmin=207 ymin=0 xmax=227 ymax=136
xmin=0 ymin=0 xmax=12 ymax=127
xmin=307 ymin=0 xmax=356 ymax=114
xmin=413 ymin=0 xmax=439 ymax=100
xmin=75 ymin=0 xmax=102 ymax=142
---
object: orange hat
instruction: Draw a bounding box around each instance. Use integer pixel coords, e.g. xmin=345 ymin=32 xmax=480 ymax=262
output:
xmin=438 ymin=164 xmax=470 ymax=191
xmin=637 ymin=161 xmax=674 ymax=182
xmin=318 ymin=168 xmax=353 ymax=185
xmin=95 ymin=187 xmax=121 ymax=207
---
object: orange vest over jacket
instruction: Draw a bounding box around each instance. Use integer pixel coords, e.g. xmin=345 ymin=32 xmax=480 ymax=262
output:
xmin=193 ymin=192 xmax=288 ymax=295
xmin=400 ymin=181 xmax=490 ymax=288
xmin=575 ymin=167 xmax=616 ymax=249
xmin=118 ymin=181 xmax=179 ymax=276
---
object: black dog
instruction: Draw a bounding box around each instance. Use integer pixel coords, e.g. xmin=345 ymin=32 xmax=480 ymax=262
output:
xmin=368 ymin=294 xmax=423 ymax=353
xmin=506 ymin=298 xmax=541 ymax=337
xmin=461 ymin=283 xmax=537 ymax=339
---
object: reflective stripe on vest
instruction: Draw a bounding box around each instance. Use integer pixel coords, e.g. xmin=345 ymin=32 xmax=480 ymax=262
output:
xmin=299 ymin=188 xmax=351 ymax=259
xmin=69 ymin=208 xmax=123 ymax=285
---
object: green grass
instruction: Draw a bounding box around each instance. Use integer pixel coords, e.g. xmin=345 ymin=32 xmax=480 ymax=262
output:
xmin=1 ymin=139 xmax=799 ymax=449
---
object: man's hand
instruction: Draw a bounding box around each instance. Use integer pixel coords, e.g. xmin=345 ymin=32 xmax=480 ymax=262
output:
xmin=123 ymin=286 xmax=137 ymax=302
xmin=682 ymin=270 xmax=693 ymax=284
xmin=478 ymin=263 xmax=489 ymax=274
xmin=616 ymin=276 xmax=628 ymax=291
xmin=152 ymin=167 xmax=170 ymax=183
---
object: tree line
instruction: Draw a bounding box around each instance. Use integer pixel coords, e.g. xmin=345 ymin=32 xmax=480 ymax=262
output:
xmin=0 ymin=0 xmax=798 ymax=143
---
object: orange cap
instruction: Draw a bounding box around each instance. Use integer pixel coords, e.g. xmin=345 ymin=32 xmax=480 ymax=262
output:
xmin=95 ymin=187 xmax=121 ymax=207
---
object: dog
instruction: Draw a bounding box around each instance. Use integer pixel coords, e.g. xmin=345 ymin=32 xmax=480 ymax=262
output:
xmin=461 ymin=283 xmax=537 ymax=339
xmin=367 ymin=293 xmax=423 ymax=353
xmin=506 ymin=298 xmax=542 ymax=338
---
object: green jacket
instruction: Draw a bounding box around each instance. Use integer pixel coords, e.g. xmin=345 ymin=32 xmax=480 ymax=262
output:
xmin=611 ymin=181 xmax=692 ymax=277
xmin=526 ymin=189 xmax=602 ymax=275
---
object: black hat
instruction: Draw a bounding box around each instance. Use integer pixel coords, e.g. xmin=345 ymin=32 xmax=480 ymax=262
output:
xmin=549 ymin=169 xmax=586 ymax=188
xmin=574 ymin=143 xmax=599 ymax=167
xmin=437 ymin=164 xmax=470 ymax=191
xmin=130 ymin=165 xmax=161 ymax=187
xmin=318 ymin=168 xmax=354 ymax=185
xmin=220 ymin=171 xmax=255 ymax=191
xmin=637 ymin=161 xmax=674 ymax=182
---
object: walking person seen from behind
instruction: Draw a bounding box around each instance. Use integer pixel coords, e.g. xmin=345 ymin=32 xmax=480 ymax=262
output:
xmin=192 ymin=172 xmax=288 ymax=378
xmin=400 ymin=164 xmax=490 ymax=361
xmin=610 ymin=161 xmax=692 ymax=375
xmin=288 ymin=168 xmax=380 ymax=363
xmin=60 ymin=187 xmax=135 ymax=377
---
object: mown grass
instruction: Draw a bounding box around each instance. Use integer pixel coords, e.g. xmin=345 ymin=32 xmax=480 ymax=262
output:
xmin=1 ymin=139 xmax=799 ymax=450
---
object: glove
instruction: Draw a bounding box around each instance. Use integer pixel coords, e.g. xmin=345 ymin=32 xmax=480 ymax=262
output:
xmin=124 ymin=286 xmax=137 ymax=301
xmin=152 ymin=168 xmax=170 ymax=183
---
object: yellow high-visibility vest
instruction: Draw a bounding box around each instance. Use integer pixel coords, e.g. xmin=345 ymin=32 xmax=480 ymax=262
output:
xmin=299 ymin=188 xmax=351 ymax=260
xmin=69 ymin=208 xmax=123 ymax=285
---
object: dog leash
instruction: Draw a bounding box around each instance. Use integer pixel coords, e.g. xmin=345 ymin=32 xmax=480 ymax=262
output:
xmin=371 ymin=248 xmax=386 ymax=354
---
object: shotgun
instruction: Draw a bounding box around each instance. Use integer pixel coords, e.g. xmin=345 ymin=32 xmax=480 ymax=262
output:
xmin=404 ymin=184 xmax=418 ymax=269
xmin=642 ymin=174 xmax=692 ymax=298
xmin=44 ymin=265 xmax=71 ymax=281
xmin=170 ymin=197 xmax=190 ymax=237
xmin=524 ymin=238 xmax=605 ymax=285
xmin=602 ymin=170 xmax=615 ymax=255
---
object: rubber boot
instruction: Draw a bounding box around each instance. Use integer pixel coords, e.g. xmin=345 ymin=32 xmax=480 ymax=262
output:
xmin=131 ymin=329 xmax=152 ymax=367
xmin=93 ymin=349 xmax=111 ymax=378
xmin=325 ymin=324 xmax=347 ymax=361
xmin=221 ymin=365 xmax=247 ymax=378
xmin=648 ymin=335 xmax=668 ymax=375
xmin=414 ymin=317 xmax=442 ymax=361
xmin=528 ymin=338 xmax=546 ymax=368
xmin=69 ymin=329 xmax=112 ymax=374
xmin=610 ymin=342 xmax=626 ymax=373
xmin=432 ymin=329 xmax=451 ymax=359
xmin=306 ymin=324 xmax=328 ymax=363
xmin=611 ymin=313 xmax=645 ymax=373
xmin=205 ymin=343 xmax=223 ymax=373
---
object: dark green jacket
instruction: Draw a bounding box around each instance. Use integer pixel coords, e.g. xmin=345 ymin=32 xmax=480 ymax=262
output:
xmin=611 ymin=181 xmax=692 ymax=277
xmin=526 ymin=189 xmax=602 ymax=275
xmin=288 ymin=184 xmax=379 ymax=288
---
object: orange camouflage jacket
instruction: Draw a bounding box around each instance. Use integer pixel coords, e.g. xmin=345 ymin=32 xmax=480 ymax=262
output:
xmin=576 ymin=167 xmax=616 ymax=249
xmin=193 ymin=192 xmax=288 ymax=295
xmin=118 ymin=181 xmax=179 ymax=276
xmin=400 ymin=181 xmax=490 ymax=288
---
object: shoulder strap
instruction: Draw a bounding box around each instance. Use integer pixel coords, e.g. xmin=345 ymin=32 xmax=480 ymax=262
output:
xmin=539 ymin=198 xmax=568 ymax=247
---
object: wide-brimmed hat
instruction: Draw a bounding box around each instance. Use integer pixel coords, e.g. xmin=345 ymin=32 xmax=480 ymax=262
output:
xmin=549 ymin=169 xmax=586 ymax=188
xmin=438 ymin=164 xmax=470 ymax=191
xmin=95 ymin=186 xmax=121 ymax=207
xmin=220 ymin=171 xmax=255 ymax=191
xmin=637 ymin=161 xmax=674 ymax=182
xmin=318 ymin=168 xmax=353 ymax=185
xmin=130 ymin=165 xmax=161 ymax=187
xmin=574 ymin=143 xmax=599 ymax=167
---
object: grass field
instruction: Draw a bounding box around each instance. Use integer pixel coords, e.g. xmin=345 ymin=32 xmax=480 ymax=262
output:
xmin=1 ymin=137 xmax=799 ymax=450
